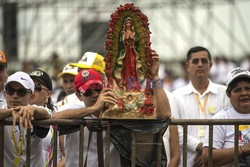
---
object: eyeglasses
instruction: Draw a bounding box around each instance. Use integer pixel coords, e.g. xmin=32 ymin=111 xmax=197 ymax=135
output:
xmin=189 ymin=58 xmax=209 ymax=65
xmin=81 ymin=89 xmax=102 ymax=97
xmin=6 ymin=87 xmax=30 ymax=97
xmin=35 ymin=83 xmax=49 ymax=92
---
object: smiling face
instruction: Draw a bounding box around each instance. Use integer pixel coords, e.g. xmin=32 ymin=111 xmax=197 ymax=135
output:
xmin=186 ymin=51 xmax=212 ymax=80
xmin=228 ymin=80 xmax=250 ymax=114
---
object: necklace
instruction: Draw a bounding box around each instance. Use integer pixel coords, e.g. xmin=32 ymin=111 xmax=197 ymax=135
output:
xmin=11 ymin=126 xmax=24 ymax=167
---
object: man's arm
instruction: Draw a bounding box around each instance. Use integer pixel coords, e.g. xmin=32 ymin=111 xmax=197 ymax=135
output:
xmin=52 ymin=105 xmax=96 ymax=119
xmin=151 ymin=51 xmax=171 ymax=119
xmin=0 ymin=109 xmax=12 ymax=120
xmin=13 ymin=105 xmax=51 ymax=129
xmin=53 ymin=88 xmax=117 ymax=119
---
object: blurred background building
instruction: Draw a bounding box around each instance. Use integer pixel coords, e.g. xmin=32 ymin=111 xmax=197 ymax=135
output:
xmin=0 ymin=0 xmax=250 ymax=89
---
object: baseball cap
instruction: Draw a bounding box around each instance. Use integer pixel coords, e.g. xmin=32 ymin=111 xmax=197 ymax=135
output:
xmin=70 ymin=52 xmax=105 ymax=74
xmin=58 ymin=64 xmax=78 ymax=78
xmin=226 ymin=67 xmax=250 ymax=86
xmin=74 ymin=69 xmax=103 ymax=93
xmin=0 ymin=51 xmax=7 ymax=65
xmin=30 ymin=69 xmax=53 ymax=91
xmin=5 ymin=71 xmax=35 ymax=93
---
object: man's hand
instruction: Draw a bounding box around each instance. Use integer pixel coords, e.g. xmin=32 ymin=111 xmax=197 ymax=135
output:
xmin=151 ymin=50 xmax=160 ymax=77
xmin=93 ymin=88 xmax=117 ymax=112
xmin=193 ymin=142 xmax=204 ymax=167
xmin=13 ymin=106 xmax=35 ymax=129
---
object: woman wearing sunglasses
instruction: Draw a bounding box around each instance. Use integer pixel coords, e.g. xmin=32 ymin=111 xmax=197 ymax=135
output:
xmin=30 ymin=69 xmax=64 ymax=167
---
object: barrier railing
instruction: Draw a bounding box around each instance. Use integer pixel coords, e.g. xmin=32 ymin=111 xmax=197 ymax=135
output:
xmin=0 ymin=119 xmax=249 ymax=167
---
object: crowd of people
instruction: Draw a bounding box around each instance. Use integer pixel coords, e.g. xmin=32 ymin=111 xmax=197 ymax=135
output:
xmin=0 ymin=45 xmax=250 ymax=167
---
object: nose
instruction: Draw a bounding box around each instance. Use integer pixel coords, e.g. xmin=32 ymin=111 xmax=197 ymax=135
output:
xmin=91 ymin=90 xmax=100 ymax=97
xmin=12 ymin=91 xmax=19 ymax=97
xmin=197 ymin=59 xmax=203 ymax=66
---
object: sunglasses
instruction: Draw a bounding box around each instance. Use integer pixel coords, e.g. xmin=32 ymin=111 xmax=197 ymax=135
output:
xmin=35 ymin=83 xmax=49 ymax=92
xmin=6 ymin=87 xmax=30 ymax=97
xmin=189 ymin=58 xmax=209 ymax=65
xmin=82 ymin=89 xmax=102 ymax=97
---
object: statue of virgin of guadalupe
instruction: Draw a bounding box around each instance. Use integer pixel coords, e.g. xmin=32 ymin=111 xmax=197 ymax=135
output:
xmin=114 ymin=16 xmax=143 ymax=90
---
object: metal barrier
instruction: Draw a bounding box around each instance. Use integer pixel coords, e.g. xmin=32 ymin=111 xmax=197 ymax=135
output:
xmin=0 ymin=119 xmax=249 ymax=167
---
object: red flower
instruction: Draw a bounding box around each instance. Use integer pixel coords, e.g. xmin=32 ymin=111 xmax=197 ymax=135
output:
xmin=117 ymin=99 xmax=124 ymax=109
xmin=140 ymin=107 xmax=154 ymax=115
xmin=143 ymin=98 xmax=153 ymax=106
xmin=106 ymin=40 xmax=113 ymax=48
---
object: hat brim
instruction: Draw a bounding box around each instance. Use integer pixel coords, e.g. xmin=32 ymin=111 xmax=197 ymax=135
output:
xmin=58 ymin=72 xmax=78 ymax=78
xmin=30 ymin=76 xmax=52 ymax=91
xmin=78 ymin=80 xmax=103 ymax=93
xmin=70 ymin=63 xmax=104 ymax=74
xmin=228 ymin=74 xmax=250 ymax=87
xmin=5 ymin=80 xmax=34 ymax=93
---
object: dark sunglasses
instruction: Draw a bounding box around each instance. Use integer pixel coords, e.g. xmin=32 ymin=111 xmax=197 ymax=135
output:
xmin=83 ymin=89 xmax=102 ymax=97
xmin=189 ymin=58 xmax=209 ymax=65
xmin=35 ymin=83 xmax=48 ymax=92
xmin=6 ymin=87 xmax=30 ymax=97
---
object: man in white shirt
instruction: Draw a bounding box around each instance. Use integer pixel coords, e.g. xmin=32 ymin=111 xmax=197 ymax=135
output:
xmin=0 ymin=71 xmax=51 ymax=167
xmin=172 ymin=46 xmax=231 ymax=167
xmin=202 ymin=67 xmax=250 ymax=167
xmin=53 ymin=69 xmax=120 ymax=166
xmin=0 ymin=51 xmax=8 ymax=108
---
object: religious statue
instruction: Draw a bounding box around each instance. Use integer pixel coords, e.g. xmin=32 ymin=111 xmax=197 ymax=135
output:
xmin=114 ymin=16 xmax=143 ymax=89
xmin=102 ymin=3 xmax=155 ymax=119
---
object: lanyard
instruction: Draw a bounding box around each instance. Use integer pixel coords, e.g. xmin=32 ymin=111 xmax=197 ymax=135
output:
xmin=195 ymin=93 xmax=209 ymax=113
xmin=11 ymin=126 xmax=24 ymax=167
xmin=45 ymin=126 xmax=54 ymax=167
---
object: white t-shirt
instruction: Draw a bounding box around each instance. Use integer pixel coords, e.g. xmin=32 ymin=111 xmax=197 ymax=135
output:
xmin=59 ymin=102 xmax=121 ymax=167
xmin=0 ymin=89 xmax=6 ymax=108
xmin=56 ymin=93 xmax=83 ymax=109
xmin=2 ymin=105 xmax=51 ymax=167
xmin=203 ymin=106 xmax=250 ymax=167
xmin=162 ymin=90 xmax=179 ymax=166
xmin=172 ymin=81 xmax=231 ymax=167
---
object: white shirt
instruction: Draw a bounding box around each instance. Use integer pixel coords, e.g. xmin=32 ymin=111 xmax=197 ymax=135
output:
xmin=59 ymin=102 xmax=121 ymax=167
xmin=0 ymin=89 xmax=6 ymax=108
xmin=172 ymin=81 xmax=231 ymax=167
xmin=163 ymin=90 xmax=179 ymax=166
xmin=2 ymin=105 xmax=51 ymax=167
xmin=42 ymin=107 xmax=63 ymax=166
xmin=56 ymin=93 xmax=84 ymax=109
xmin=203 ymin=106 xmax=250 ymax=167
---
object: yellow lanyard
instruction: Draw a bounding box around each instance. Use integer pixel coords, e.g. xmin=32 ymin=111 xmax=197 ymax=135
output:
xmin=11 ymin=126 xmax=24 ymax=167
xmin=195 ymin=93 xmax=209 ymax=113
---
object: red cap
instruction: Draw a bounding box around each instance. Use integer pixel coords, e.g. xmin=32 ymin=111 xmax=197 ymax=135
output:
xmin=74 ymin=69 xmax=103 ymax=93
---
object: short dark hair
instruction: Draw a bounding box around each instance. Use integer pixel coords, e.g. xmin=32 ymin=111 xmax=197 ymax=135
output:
xmin=187 ymin=46 xmax=211 ymax=62
xmin=226 ymin=77 xmax=250 ymax=96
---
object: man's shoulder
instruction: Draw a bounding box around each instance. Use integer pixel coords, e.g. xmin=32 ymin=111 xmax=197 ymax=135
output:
xmin=56 ymin=93 xmax=81 ymax=107
xmin=212 ymin=106 xmax=232 ymax=119
xmin=172 ymin=84 xmax=189 ymax=95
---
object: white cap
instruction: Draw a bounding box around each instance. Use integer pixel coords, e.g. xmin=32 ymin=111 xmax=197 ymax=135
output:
xmin=5 ymin=71 xmax=35 ymax=93
xmin=58 ymin=64 xmax=78 ymax=78
xmin=226 ymin=67 xmax=250 ymax=86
